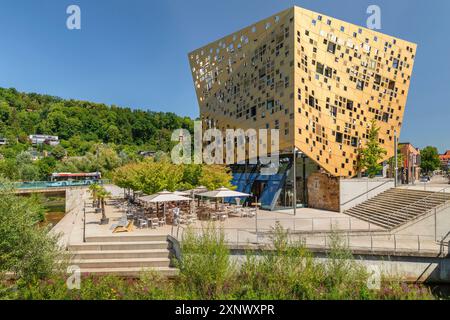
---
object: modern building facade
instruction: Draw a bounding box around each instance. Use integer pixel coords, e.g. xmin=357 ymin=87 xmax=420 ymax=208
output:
xmin=440 ymin=150 xmax=450 ymax=171
xmin=188 ymin=6 xmax=417 ymax=210
xmin=399 ymin=143 xmax=421 ymax=184
xmin=29 ymin=134 xmax=59 ymax=146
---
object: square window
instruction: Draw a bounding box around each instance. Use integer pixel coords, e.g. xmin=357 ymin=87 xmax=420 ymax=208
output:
xmin=327 ymin=42 xmax=336 ymax=54
xmin=393 ymin=58 xmax=399 ymax=69
xmin=356 ymin=80 xmax=364 ymax=90
xmin=316 ymin=62 xmax=324 ymax=74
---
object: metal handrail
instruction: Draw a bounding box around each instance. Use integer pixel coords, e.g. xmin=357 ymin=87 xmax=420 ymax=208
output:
xmin=83 ymin=201 xmax=86 ymax=243
xmin=341 ymin=179 xmax=394 ymax=207
xmin=387 ymin=186 xmax=450 ymax=227
xmin=172 ymin=225 xmax=438 ymax=253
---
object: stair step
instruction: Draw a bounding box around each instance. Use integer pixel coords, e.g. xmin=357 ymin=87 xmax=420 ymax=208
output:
xmin=79 ymin=266 xmax=179 ymax=277
xmin=85 ymin=235 xmax=168 ymax=243
xmin=68 ymin=241 xmax=169 ymax=251
xmin=345 ymin=188 xmax=450 ymax=230
xmin=72 ymin=257 xmax=171 ymax=268
xmin=347 ymin=211 xmax=401 ymax=227
xmin=71 ymin=249 xmax=170 ymax=259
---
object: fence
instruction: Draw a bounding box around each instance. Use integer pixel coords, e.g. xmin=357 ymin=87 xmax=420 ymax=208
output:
xmin=173 ymin=225 xmax=444 ymax=255
xmin=13 ymin=179 xmax=111 ymax=190
xmin=246 ymin=216 xmax=381 ymax=233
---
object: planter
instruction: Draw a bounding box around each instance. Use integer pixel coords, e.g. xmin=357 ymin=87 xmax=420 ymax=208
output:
xmin=95 ymin=208 xmax=102 ymax=213
xmin=99 ymin=217 xmax=109 ymax=225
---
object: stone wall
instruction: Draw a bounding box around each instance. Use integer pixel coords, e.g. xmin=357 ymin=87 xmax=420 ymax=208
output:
xmin=307 ymin=172 xmax=340 ymax=212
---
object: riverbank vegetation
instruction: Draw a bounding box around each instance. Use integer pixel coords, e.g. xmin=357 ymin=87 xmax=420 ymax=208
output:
xmin=0 ymin=181 xmax=65 ymax=284
xmin=0 ymin=220 xmax=435 ymax=300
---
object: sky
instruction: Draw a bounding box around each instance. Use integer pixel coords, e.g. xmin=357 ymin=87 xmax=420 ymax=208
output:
xmin=0 ymin=0 xmax=448 ymax=152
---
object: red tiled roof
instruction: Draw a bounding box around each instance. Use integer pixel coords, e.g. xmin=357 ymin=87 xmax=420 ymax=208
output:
xmin=440 ymin=151 xmax=450 ymax=161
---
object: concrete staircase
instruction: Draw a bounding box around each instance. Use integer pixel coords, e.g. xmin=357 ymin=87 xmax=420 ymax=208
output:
xmin=68 ymin=235 xmax=179 ymax=277
xmin=344 ymin=188 xmax=450 ymax=230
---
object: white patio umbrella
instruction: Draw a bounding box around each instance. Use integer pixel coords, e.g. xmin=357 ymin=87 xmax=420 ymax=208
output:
xmin=198 ymin=187 xmax=250 ymax=211
xmin=139 ymin=190 xmax=192 ymax=203
xmin=139 ymin=190 xmax=192 ymax=218
xmin=198 ymin=187 xmax=249 ymax=198
xmin=173 ymin=190 xmax=191 ymax=196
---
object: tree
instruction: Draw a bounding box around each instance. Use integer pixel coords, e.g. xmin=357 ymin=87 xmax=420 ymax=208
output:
xmin=420 ymin=146 xmax=441 ymax=174
xmin=387 ymin=145 xmax=404 ymax=178
xmin=112 ymin=161 xmax=234 ymax=194
xmin=89 ymin=183 xmax=102 ymax=208
xmin=0 ymin=180 xmax=63 ymax=283
xmin=198 ymin=165 xmax=234 ymax=190
xmin=96 ymin=186 xmax=111 ymax=225
xmin=51 ymin=145 xmax=66 ymax=160
xmin=360 ymin=119 xmax=387 ymax=178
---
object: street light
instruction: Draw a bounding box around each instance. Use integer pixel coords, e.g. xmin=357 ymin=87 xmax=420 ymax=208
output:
xmin=293 ymin=147 xmax=299 ymax=216
xmin=394 ymin=130 xmax=398 ymax=188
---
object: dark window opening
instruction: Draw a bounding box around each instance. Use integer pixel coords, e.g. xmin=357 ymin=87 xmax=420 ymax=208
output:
xmin=374 ymin=74 xmax=382 ymax=85
xmin=316 ymin=62 xmax=324 ymax=74
xmin=324 ymin=67 xmax=333 ymax=78
xmin=327 ymin=42 xmax=336 ymax=54
xmin=346 ymin=100 xmax=354 ymax=110
xmin=308 ymin=95 xmax=315 ymax=107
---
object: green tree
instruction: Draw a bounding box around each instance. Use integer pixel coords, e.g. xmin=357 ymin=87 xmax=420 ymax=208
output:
xmin=50 ymin=145 xmax=66 ymax=160
xmin=420 ymin=146 xmax=441 ymax=174
xmin=360 ymin=120 xmax=387 ymax=178
xmin=198 ymin=165 xmax=234 ymax=190
xmin=96 ymin=186 xmax=111 ymax=224
xmin=0 ymin=180 xmax=63 ymax=283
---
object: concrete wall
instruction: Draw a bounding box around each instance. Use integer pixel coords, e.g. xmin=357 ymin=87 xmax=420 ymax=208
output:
xmin=395 ymin=204 xmax=450 ymax=240
xmin=340 ymin=178 xmax=395 ymax=212
xmin=307 ymin=172 xmax=340 ymax=212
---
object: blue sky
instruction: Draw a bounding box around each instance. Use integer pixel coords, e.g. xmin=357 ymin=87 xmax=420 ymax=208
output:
xmin=0 ymin=0 xmax=448 ymax=152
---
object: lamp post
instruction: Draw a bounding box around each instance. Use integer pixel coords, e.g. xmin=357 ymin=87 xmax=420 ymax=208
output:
xmin=293 ymin=147 xmax=299 ymax=216
xmin=394 ymin=130 xmax=398 ymax=188
xmin=96 ymin=143 xmax=103 ymax=181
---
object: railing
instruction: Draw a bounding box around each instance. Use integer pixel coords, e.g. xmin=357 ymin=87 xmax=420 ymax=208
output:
xmin=173 ymin=225 xmax=441 ymax=254
xmin=12 ymin=179 xmax=111 ymax=190
xmin=341 ymin=178 xmax=394 ymax=208
xmin=439 ymin=231 xmax=450 ymax=255
xmin=387 ymin=186 xmax=450 ymax=229
xmin=252 ymin=217 xmax=381 ymax=233
xmin=83 ymin=201 xmax=87 ymax=243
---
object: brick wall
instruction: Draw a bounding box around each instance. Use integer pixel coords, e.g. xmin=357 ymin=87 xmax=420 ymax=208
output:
xmin=307 ymin=172 xmax=340 ymax=212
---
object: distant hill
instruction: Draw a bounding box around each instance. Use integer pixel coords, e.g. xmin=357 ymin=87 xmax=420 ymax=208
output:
xmin=0 ymin=87 xmax=194 ymax=154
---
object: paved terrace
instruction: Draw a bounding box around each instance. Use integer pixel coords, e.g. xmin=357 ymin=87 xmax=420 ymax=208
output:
xmin=53 ymin=185 xmax=444 ymax=255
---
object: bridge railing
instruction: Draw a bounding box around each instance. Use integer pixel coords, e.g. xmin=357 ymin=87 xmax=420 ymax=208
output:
xmin=174 ymin=225 xmax=441 ymax=254
xmin=12 ymin=179 xmax=111 ymax=190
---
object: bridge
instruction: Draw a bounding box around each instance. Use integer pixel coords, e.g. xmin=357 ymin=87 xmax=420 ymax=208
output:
xmin=12 ymin=180 xmax=110 ymax=194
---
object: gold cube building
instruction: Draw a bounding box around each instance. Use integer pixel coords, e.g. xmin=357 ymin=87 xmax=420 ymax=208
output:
xmin=188 ymin=6 xmax=417 ymax=210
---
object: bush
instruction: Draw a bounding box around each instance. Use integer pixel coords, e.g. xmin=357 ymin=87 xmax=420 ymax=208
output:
xmin=0 ymin=180 xmax=65 ymax=284
xmin=0 ymin=222 xmax=436 ymax=300
xmin=176 ymin=224 xmax=236 ymax=299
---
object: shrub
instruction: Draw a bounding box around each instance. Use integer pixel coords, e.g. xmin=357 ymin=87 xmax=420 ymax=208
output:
xmin=0 ymin=180 xmax=65 ymax=284
xmin=176 ymin=224 xmax=236 ymax=299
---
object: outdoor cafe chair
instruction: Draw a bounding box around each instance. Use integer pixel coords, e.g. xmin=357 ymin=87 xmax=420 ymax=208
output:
xmin=138 ymin=218 xmax=148 ymax=229
xmin=150 ymin=218 xmax=159 ymax=229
